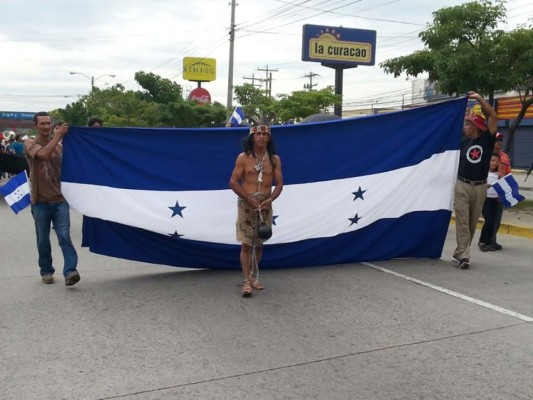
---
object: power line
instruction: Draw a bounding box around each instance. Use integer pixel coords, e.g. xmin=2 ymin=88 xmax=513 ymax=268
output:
xmin=303 ymin=72 xmax=320 ymax=91
xmin=257 ymin=65 xmax=279 ymax=98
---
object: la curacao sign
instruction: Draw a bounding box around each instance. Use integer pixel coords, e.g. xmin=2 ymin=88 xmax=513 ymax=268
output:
xmin=302 ymin=24 xmax=376 ymax=67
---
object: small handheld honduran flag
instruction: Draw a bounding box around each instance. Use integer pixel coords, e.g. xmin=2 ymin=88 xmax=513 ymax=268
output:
xmin=0 ymin=171 xmax=31 ymax=214
xmin=492 ymin=173 xmax=525 ymax=208
xmin=228 ymin=106 xmax=245 ymax=126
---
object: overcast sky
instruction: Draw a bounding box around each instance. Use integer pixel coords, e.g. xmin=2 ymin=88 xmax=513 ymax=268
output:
xmin=0 ymin=0 xmax=531 ymax=113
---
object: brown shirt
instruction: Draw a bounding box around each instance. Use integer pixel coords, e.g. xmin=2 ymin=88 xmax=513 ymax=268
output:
xmin=24 ymin=138 xmax=64 ymax=204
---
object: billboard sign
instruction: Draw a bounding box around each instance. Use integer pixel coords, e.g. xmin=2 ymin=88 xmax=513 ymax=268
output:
xmin=183 ymin=57 xmax=216 ymax=82
xmin=0 ymin=111 xmax=34 ymax=120
xmin=188 ymin=87 xmax=211 ymax=104
xmin=302 ymin=25 xmax=376 ymax=66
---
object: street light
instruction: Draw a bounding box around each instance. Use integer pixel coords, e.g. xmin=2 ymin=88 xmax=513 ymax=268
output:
xmin=69 ymin=71 xmax=116 ymax=91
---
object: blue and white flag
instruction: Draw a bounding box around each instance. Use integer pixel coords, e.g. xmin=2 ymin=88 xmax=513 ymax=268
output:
xmin=61 ymin=97 xmax=467 ymax=270
xmin=0 ymin=171 xmax=31 ymax=214
xmin=229 ymin=106 xmax=245 ymax=126
xmin=492 ymin=174 xmax=525 ymax=208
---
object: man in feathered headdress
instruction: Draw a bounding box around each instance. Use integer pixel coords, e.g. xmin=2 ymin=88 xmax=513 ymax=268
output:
xmin=229 ymin=118 xmax=283 ymax=297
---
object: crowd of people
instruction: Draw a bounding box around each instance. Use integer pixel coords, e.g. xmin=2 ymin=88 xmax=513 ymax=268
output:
xmin=0 ymin=132 xmax=28 ymax=179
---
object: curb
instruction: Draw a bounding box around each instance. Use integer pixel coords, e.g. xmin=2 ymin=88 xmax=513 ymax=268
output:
xmin=450 ymin=216 xmax=533 ymax=239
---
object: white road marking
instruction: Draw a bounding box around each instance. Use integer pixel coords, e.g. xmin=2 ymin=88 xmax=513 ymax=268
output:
xmin=362 ymin=262 xmax=533 ymax=323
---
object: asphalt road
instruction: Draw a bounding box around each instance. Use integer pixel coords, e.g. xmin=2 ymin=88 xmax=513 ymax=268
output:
xmin=1 ymin=201 xmax=532 ymax=400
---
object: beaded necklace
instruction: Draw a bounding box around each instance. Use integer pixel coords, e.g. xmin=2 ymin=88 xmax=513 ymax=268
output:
xmin=254 ymin=151 xmax=268 ymax=193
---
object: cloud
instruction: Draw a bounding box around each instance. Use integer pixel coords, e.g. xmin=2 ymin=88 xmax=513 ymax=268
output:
xmin=0 ymin=0 xmax=530 ymax=112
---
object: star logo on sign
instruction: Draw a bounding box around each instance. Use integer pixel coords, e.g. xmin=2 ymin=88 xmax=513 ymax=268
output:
xmin=169 ymin=201 xmax=186 ymax=218
xmin=349 ymin=214 xmax=361 ymax=225
xmin=352 ymin=186 xmax=366 ymax=201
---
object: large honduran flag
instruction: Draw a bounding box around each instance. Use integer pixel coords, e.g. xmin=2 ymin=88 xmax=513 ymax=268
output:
xmin=61 ymin=97 xmax=467 ymax=269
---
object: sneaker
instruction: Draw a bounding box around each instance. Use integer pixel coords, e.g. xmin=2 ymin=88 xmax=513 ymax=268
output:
xmin=458 ymin=258 xmax=470 ymax=269
xmin=452 ymin=253 xmax=461 ymax=266
xmin=65 ymin=271 xmax=81 ymax=286
xmin=42 ymin=275 xmax=54 ymax=284
xmin=490 ymin=242 xmax=503 ymax=251
xmin=479 ymin=243 xmax=494 ymax=252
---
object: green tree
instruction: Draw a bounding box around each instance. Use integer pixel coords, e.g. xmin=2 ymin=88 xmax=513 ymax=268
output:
xmin=381 ymin=0 xmax=507 ymax=101
xmin=495 ymin=27 xmax=533 ymax=153
xmin=50 ymin=98 xmax=89 ymax=125
xmin=52 ymin=73 xmax=227 ymax=128
xmin=233 ymin=84 xmax=340 ymax=124
xmin=274 ymin=87 xmax=341 ymax=123
xmin=380 ymin=0 xmax=533 ymax=153
xmin=134 ymin=71 xmax=183 ymax=104
xmin=161 ymin=101 xmax=227 ymax=127
xmin=233 ymin=84 xmax=276 ymax=120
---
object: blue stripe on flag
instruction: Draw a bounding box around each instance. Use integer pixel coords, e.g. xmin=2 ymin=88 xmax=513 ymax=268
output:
xmin=82 ymin=210 xmax=452 ymax=269
xmin=62 ymin=97 xmax=467 ymax=191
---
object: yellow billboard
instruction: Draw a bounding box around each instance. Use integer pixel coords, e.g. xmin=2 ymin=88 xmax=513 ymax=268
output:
xmin=183 ymin=57 xmax=216 ymax=82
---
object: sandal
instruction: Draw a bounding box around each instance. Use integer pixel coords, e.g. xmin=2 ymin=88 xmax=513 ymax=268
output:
xmin=242 ymin=280 xmax=252 ymax=297
xmin=249 ymin=278 xmax=265 ymax=290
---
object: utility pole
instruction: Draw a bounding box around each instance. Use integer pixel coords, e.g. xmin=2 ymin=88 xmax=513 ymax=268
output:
xmin=226 ymin=0 xmax=237 ymax=115
xmin=243 ymin=74 xmax=263 ymax=88
xmin=303 ymin=71 xmax=319 ymax=91
xmin=257 ymin=65 xmax=278 ymax=98
xmin=69 ymin=71 xmax=115 ymax=92
xmin=183 ymin=85 xmax=192 ymax=99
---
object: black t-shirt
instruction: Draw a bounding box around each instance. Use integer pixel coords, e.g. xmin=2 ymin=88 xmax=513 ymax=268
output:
xmin=457 ymin=132 xmax=496 ymax=181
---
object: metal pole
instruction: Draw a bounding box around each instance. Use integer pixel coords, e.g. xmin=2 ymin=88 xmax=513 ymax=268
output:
xmin=334 ymin=67 xmax=343 ymax=118
xmin=226 ymin=0 xmax=236 ymax=116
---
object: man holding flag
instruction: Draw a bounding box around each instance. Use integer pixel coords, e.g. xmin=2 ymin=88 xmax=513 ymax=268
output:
xmin=24 ymin=112 xmax=80 ymax=286
xmin=453 ymin=91 xmax=498 ymax=270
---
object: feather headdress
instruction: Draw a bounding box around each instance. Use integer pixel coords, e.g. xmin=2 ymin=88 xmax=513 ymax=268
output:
xmin=249 ymin=111 xmax=276 ymax=135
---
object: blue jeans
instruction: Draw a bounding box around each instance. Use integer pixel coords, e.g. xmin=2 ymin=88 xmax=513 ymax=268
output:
xmin=31 ymin=201 xmax=78 ymax=277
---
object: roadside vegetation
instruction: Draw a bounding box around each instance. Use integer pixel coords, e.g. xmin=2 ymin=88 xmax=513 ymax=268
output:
xmin=509 ymin=199 xmax=533 ymax=211
xmin=51 ymin=73 xmax=340 ymax=128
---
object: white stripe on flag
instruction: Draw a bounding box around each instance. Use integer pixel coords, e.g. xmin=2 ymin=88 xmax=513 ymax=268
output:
xmin=62 ymin=150 xmax=458 ymax=244
xmin=5 ymin=180 xmax=30 ymax=206
xmin=230 ymin=107 xmax=244 ymax=125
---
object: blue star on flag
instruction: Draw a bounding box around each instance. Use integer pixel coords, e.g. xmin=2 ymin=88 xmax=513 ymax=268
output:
xmin=169 ymin=201 xmax=186 ymax=218
xmin=349 ymin=214 xmax=361 ymax=225
xmin=352 ymin=186 xmax=366 ymax=201
xmin=272 ymin=215 xmax=278 ymax=226
xmin=168 ymin=231 xmax=184 ymax=239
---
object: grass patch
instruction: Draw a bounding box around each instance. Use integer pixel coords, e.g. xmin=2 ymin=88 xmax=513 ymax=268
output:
xmin=509 ymin=199 xmax=533 ymax=211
